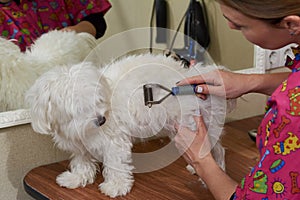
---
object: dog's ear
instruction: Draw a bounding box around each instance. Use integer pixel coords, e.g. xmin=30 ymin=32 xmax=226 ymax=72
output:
xmin=25 ymin=80 xmax=54 ymax=135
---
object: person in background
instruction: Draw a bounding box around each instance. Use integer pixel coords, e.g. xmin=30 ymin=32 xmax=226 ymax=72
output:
xmin=175 ymin=0 xmax=300 ymax=199
xmin=0 ymin=0 xmax=111 ymax=51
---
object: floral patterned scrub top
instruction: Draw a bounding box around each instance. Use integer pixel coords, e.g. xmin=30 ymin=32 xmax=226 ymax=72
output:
xmin=234 ymin=47 xmax=300 ymax=199
xmin=0 ymin=0 xmax=111 ymax=51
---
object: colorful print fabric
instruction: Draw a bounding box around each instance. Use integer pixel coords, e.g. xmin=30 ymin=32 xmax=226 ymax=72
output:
xmin=235 ymin=46 xmax=300 ymax=199
xmin=0 ymin=0 xmax=111 ymax=51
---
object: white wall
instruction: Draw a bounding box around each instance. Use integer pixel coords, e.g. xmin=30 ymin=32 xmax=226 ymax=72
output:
xmin=100 ymin=0 xmax=254 ymax=71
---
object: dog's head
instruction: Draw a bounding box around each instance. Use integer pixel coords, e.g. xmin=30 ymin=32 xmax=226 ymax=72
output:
xmin=25 ymin=62 xmax=111 ymax=137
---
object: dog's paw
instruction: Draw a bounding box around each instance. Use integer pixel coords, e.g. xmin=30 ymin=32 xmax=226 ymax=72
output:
xmin=99 ymin=180 xmax=133 ymax=198
xmin=56 ymin=171 xmax=94 ymax=189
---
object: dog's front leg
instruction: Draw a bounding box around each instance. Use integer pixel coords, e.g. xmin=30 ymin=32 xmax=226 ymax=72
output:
xmin=99 ymin=137 xmax=134 ymax=198
xmin=56 ymin=153 xmax=97 ymax=189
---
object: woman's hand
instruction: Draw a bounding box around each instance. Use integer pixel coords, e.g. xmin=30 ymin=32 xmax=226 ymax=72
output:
xmin=174 ymin=115 xmax=212 ymax=175
xmin=177 ymin=69 xmax=290 ymax=99
xmin=60 ymin=21 xmax=96 ymax=37
xmin=175 ymin=115 xmax=238 ymax=200
xmin=177 ymin=69 xmax=250 ymax=100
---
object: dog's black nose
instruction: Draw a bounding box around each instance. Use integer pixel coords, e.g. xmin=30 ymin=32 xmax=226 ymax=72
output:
xmin=94 ymin=115 xmax=106 ymax=127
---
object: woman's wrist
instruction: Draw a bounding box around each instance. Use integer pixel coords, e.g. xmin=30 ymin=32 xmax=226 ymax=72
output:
xmin=241 ymin=73 xmax=260 ymax=94
xmin=190 ymin=153 xmax=215 ymax=177
xmin=192 ymin=153 xmax=238 ymax=200
xmin=245 ymin=72 xmax=289 ymax=95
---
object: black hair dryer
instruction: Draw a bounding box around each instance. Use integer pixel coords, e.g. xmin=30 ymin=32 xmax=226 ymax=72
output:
xmin=174 ymin=0 xmax=210 ymax=65
xmin=185 ymin=0 xmax=210 ymax=49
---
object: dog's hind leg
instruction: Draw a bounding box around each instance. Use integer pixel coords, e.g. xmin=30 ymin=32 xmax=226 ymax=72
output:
xmin=99 ymin=136 xmax=134 ymax=198
xmin=56 ymin=152 xmax=98 ymax=189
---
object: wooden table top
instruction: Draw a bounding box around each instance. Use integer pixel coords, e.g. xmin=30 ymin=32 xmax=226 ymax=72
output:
xmin=23 ymin=115 xmax=263 ymax=200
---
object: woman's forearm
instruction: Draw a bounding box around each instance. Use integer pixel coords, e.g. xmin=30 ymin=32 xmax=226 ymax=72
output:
xmin=193 ymin=155 xmax=238 ymax=200
xmin=245 ymin=72 xmax=289 ymax=96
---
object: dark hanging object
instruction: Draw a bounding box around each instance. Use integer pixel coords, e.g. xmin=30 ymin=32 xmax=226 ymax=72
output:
xmin=184 ymin=0 xmax=210 ymax=49
xmin=155 ymin=0 xmax=168 ymax=43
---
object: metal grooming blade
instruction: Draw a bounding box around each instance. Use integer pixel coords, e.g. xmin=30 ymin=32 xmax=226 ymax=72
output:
xmin=143 ymin=84 xmax=173 ymax=108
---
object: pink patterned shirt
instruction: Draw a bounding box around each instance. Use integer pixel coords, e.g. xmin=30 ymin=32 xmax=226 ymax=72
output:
xmin=0 ymin=0 xmax=111 ymax=51
xmin=235 ymin=47 xmax=300 ymax=199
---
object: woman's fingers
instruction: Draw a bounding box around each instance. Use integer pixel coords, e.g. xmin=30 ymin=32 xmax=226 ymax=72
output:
xmin=193 ymin=115 xmax=204 ymax=131
xmin=175 ymin=114 xmax=212 ymax=162
xmin=195 ymin=83 xmax=226 ymax=97
xmin=193 ymin=115 xmax=212 ymax=158
xmin=176 ymin=75 xmax=206 ymax=86
xmin=175 ymin=124 xmax=195 ymax=153
xmin=176 ymin=69 xmax=232 ymax=98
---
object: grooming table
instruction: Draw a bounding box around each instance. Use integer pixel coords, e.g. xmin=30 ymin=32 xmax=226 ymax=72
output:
xmin=23 ymin=115 xmax=262 ymax=200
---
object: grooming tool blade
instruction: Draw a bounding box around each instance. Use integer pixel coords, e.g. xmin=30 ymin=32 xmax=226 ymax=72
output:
xmin=143 ymin=84 xmax=173 ymax=108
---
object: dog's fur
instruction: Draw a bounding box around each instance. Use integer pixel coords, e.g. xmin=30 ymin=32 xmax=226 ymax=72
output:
xmin=0 ymin=30 xmax=97 ymax=112
xmin=26 ymin=53 xmax=234 ymax=197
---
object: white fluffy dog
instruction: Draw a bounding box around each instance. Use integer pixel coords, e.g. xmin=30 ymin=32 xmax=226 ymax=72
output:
xmin=26 ymin=53 xmax=233 ymax=197
xmin=0 ymin=30 xmax=97 ymax=112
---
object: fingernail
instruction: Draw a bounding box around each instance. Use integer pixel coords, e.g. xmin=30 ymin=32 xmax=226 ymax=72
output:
xmin=176 ymin=81 xmax=181 ymax=84
xmin=196 ymin=86 xmax=203 ymax=93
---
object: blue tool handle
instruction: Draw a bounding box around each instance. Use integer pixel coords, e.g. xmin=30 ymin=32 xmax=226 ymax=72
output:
xmin=171 ymin=84 xmax=197 ymax=95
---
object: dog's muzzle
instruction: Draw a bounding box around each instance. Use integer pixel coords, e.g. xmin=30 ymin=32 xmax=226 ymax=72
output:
xmin=94 ymin=115 xmax=106 ymax=127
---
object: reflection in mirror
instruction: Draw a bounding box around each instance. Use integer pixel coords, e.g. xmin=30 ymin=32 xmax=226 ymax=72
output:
xmin=0 ymin=31 xmax=97 ymax=113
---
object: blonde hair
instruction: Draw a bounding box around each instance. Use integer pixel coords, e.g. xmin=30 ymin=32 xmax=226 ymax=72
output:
xmin=216 ymin=0 xmax=300 ymax=21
